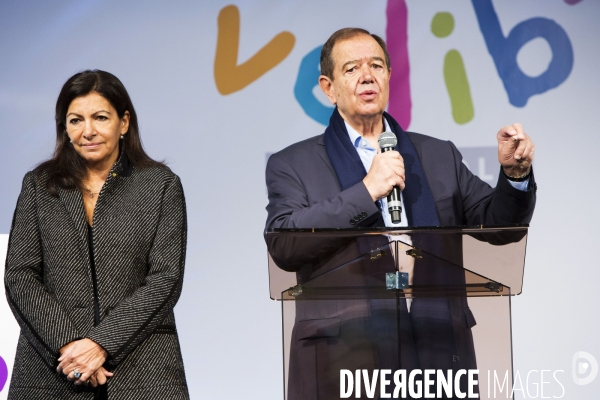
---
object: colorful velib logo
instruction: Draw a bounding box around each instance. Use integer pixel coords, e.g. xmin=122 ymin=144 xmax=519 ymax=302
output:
xmin=0 ymin=355 xmax=8 ymax=392
xmin=214 ymin=1 xmax=577 ymax=128
xmin=572 ymin=351 xmax=598 ymax=386
xmin=293 ymin=0 xmax=575 ymax=128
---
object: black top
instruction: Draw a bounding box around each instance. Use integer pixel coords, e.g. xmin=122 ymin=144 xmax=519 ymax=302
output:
xmin=87 ymin=224 xmax=108 ymax=400
xmin=87 ymin=224 xmax=101 ymax=326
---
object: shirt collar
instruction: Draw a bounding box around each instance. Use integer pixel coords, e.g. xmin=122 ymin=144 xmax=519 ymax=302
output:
xmin=344 ymin=117 xmax=393 ymax=149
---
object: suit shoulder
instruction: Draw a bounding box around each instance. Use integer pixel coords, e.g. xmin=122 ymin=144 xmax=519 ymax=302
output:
xmin=268 ymin=134 xmax=324 ymax=167
xmin=272 ymin=134 xmax=323 ymax=157
xmin=406 ymin=131 xmax=450 ymax=147
xmin=406 ymin=131 xmax=457 ymax=155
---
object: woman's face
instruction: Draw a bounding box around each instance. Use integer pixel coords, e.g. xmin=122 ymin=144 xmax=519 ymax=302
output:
xmin=66 ymin=92 xmax=129 ymax=169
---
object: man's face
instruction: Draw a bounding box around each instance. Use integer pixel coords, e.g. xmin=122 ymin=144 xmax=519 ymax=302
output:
xmin=320 ymin=34 xmax=391 ymax=122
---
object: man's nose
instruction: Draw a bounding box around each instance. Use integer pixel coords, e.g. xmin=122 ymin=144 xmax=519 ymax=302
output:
xmin=359 ymin=65 xmax=374 ymax=83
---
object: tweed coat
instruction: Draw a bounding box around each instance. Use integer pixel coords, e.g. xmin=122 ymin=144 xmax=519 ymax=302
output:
xmin=4 ymin=154 xmax=189 ymax=399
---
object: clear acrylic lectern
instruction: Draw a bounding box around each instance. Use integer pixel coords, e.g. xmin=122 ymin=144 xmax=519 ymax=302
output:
xmin=267 ymin=225 xmax=528 ymax=400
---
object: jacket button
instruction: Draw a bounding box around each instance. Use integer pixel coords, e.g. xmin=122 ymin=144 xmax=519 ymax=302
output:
xmin=361 ymin=211 xmax=367 ymax=217
xmin=350 ymin=220 xmax=356 ymax=225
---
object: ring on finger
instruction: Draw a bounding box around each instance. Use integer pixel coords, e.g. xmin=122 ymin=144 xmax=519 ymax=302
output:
xmin=73 ymin=370 xmax=81 ymax=379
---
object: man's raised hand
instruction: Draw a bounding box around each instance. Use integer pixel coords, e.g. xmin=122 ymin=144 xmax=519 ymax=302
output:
xmin=497 ymin=123 xmax=534 ymax=178
xmin=363 ymin=150 xmax=405 ymax=201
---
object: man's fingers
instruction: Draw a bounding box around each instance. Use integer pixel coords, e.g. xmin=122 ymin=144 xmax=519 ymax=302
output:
xmin=498 ymin=125 xmax=517 ymax=141
xmin=388 ymin=157 xmax=404 ymax=166
xmin=514 ymin=135 xmax=535 ymax=161
xmin=391 ymin=172 xmax=405 ymax=191
xmin=513 ymin=138 xmax=526 ymax=160
xmin=381 ymin=151 xmax=404 ymax=166
xmin=498 ymin=123 xmax=527 ymax=144
xmin=520 ymin=142 xmax=535 ymax=162
xmin=364 ymin=150 xmax=407 ymax=201
xmin=381 ymin=149 xmax=403 ymax=159
xmin=500 ymin=136 xmax=520 ymax=159
xmin=497 ymin=123 xmax=534 ymax=172
xmin=513 ymin=123 xmax=525 ymax=140
xmin=503 ymin=132 xmax=531 ymax=158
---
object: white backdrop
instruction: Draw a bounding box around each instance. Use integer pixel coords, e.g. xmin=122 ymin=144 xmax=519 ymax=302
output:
xmin=1 ymin=1 xmax=599 ymax=398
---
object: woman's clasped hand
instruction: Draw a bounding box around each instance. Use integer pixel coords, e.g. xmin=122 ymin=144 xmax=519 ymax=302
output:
xmin=57 ymin=339 xmax=113 ymax=387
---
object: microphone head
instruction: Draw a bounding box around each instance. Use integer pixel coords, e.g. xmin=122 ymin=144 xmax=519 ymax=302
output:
xmin=378 ymin=131 xmax=397 ymax=149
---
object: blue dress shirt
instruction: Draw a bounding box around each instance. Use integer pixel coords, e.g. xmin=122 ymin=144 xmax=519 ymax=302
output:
xmin=344 ymin=119 xmax=529 ymax=227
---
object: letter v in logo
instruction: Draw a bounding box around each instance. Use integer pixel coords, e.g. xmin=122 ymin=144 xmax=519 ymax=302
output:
xmin=214 ymin=5 xmax=295 ymax=95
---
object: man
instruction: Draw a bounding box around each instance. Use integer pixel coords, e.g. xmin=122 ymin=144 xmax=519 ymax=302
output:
xmin=265 ymin=28 xmax=535 ymax=399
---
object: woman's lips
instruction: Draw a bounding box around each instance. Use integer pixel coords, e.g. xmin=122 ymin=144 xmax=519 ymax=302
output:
xmin=81 ymin=143 xmax=102 ymax=150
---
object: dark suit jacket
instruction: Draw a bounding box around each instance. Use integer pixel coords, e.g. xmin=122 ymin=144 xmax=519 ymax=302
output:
xmin=265 ymin=132 xmax=536 ymax=399
xmin=4 ymin=155 xmax=189 ymax=400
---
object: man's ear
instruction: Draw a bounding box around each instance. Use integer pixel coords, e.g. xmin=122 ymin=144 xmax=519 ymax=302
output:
xmin=318 ymin=75 xmax=336 ymax=105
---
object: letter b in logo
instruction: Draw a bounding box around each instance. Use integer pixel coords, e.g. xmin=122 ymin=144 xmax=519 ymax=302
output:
xmin=572 ymin=351 xmax=598 ymax=385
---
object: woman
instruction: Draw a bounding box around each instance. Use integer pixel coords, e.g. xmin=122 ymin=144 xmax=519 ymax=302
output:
xmin=4 ymin=70 xmax=189 ymax=399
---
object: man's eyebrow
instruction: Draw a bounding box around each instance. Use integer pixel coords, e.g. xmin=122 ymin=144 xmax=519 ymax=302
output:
xmin=341 ymin=57 xmax=386 ymax=71
xmin=341 ymin=60 xmax=360 ymax=71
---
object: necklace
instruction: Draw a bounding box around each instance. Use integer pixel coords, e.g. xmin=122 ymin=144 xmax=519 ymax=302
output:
xmin=83 ymin=187 xmax=100 ymax=198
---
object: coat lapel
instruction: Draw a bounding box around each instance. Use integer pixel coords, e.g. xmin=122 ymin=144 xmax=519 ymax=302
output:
xmin=316 ymin=135 xmax=335 ymax=175
xmin=57 ymin=186 xmax=89 ymax=263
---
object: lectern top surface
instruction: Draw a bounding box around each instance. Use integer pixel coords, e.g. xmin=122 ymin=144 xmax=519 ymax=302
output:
xmin=266 ymin=223 xmax=528 ymax=234
xmin=266 ymin=225 xmax=528 ymax=300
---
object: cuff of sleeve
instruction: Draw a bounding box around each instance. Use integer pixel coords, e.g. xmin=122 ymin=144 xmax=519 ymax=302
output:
xmin=497 ymin=166 xmax=536 ymax=198
xmin=346 ymin=182 xmax=381 ymax=227
xmin=506 ymin=178 xmax=529 ymax=192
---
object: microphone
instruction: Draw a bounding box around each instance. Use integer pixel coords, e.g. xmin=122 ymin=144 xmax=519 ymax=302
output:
xmin=377 ymin=131 xmax=402 ymax=223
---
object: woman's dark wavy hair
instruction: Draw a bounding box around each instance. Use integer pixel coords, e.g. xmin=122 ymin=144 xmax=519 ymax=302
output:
xmin=36 ymin=70 xmax=164 ymax=196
